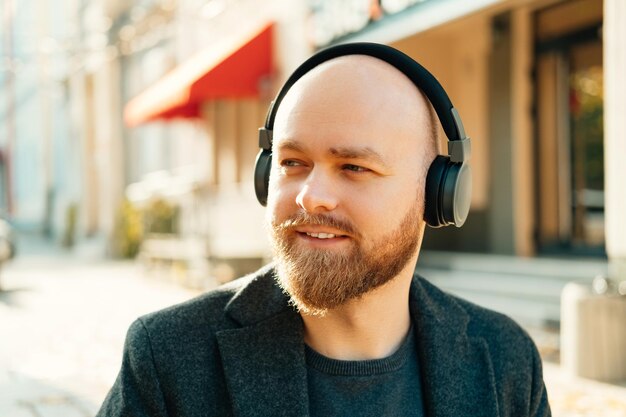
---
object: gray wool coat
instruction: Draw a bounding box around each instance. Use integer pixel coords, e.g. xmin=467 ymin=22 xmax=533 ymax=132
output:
xmin=97 ymin=264 xmax=551 ymax=417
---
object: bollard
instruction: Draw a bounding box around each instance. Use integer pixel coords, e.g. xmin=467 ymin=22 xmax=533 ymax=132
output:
xmin=561 ymin=281 xmax=626 ymax=382
xmin=0 ymin=238 xmax=12 ymax=291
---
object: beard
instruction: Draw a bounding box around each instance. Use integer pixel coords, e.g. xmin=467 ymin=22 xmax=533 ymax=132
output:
xmin=268 ymin=200 xmax=424 ymax=316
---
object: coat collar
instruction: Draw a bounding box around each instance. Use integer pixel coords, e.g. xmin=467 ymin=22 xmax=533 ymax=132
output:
xmin=222 ymin=263 xmax=289 ymax=326
xmin=216 ymin=266 xmax=498 ymax=417
xmin=216 ymin=265 xmax=309 ymax=417
xmin=409 ymin=275 xmax=499 ymax=417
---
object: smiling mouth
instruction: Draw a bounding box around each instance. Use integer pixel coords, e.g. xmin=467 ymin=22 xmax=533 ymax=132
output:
xmin=300 ymin=231 xmax=348 ymax=240
xmin=306 ymin=232 xmax=337 ymax=239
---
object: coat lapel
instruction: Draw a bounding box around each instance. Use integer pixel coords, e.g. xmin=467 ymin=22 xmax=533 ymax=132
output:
xmin=216 ymin=268 xmax=309 ymax=417
xmin=411 ymin=276 xmax=499 ymax=417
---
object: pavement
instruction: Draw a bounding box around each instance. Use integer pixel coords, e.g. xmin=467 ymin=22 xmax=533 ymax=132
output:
xmin=0 ymin=236 xmax=201 ymax=416
xmin=1 ymin=234 xmax=625 ymax=416
xmin=543 ymin=362 xmax=626 ymax=417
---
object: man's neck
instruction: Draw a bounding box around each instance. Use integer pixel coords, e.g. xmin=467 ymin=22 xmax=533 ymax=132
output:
xmin=301 ymin=261 xmax=416 ymax=361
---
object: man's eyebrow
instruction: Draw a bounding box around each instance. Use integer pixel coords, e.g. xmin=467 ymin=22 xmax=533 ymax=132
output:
xmin=275 ymin=139 xmax=305 ymax=153
xmin=275 ymin=140 xmax=389 ymax=168
xmin=329 ymin=146 xmax=389 ymax=167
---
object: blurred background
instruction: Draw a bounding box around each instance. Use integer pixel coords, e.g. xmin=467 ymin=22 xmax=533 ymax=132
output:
xmin=1 ymin=0 xmax=626 ymax=416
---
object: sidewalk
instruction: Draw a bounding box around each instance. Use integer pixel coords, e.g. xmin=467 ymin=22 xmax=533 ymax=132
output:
xmin=0 ymin=234 xmax=200 ymax=416
xmin=543 ymin=362 xmax=626 ymax=417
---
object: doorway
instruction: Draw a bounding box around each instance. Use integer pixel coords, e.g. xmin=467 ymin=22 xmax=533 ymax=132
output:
xmin=534 ymin=0 xmax=604 ymax=256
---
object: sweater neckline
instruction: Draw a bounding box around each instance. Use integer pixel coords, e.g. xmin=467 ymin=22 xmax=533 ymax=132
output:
xmin=304 ymin=325 xmax=415 ymax=376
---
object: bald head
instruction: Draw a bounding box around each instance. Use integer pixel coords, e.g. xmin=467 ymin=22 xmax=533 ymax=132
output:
xmin=273 ymin=54 xmax=439 ymax=173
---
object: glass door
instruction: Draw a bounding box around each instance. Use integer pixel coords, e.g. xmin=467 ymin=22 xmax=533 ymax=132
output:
xmin=534 ymin=0 xmax=604 ymax=256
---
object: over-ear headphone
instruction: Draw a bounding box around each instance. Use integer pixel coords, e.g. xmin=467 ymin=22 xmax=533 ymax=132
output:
xmin=254 ymin=42 xmax=472 ymax=228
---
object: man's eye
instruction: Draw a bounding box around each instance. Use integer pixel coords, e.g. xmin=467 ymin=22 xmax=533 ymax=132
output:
xmin=343 ymin=164 xmax=369 ymax=173
xmin=280 ymin=160 xmax=302 ymax=167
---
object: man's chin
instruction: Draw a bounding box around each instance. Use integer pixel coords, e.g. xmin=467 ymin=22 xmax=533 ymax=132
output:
xmin=274 ymin=267 xmax=369 ymax=317
xmin=274 ymin=267 xmax=340 ymax=316
xmin=293 ymin=293 xmax=369 ymax=317
xmin=285 ymin=291 xmax=351 ymax=317
xmin=290 ymin=299 xmax=331 ymax=317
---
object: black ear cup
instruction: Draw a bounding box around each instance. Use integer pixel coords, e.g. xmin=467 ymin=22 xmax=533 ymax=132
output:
xmin=254 ymin=149 xmax=272 ymax=206
xmin=424 ymin=156 xmax=472 ymax=227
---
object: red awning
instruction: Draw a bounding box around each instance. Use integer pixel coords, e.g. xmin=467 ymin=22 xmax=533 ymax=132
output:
xmin=124 ymin=22 xmax=273 ymax=126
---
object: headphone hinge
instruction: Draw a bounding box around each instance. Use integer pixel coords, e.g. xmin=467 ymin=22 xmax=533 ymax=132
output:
xmin=448 ymin=137 xmax=471 ymax=163
xmin=258 ymin=128 xmax=273 ymax=150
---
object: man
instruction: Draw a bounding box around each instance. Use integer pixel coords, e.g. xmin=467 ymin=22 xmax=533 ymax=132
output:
xmin=98 ymin=44 xmax=550 ymax=416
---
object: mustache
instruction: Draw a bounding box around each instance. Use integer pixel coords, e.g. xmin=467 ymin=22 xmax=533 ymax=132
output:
xmin=274 ymin=211 xmax=359 ymax=238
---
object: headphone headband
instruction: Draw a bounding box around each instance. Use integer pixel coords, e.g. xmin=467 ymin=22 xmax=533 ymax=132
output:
xmin=261 ymin=42 xmax=470 ymax=163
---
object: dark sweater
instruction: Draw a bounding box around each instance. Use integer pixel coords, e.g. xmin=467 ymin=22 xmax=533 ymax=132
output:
xmin=306 ymin=326 xmax=425 ymax=416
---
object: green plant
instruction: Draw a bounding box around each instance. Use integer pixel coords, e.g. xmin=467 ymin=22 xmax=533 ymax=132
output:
xmin=144 ymin=198 xmax=179 ymax=235
xmin=62 ymin=203 xmax=77 ymax=248
xmin=112 ymin=199 xmax=143 ymax=258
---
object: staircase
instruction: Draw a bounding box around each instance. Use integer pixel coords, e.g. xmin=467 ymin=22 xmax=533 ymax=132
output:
xmin=415 ymin=251 xmax=608 ymax=328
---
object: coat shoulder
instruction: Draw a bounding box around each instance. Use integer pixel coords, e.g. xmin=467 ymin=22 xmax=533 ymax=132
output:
xmin=414 ymin=274 xmax=541 ymax=372
xmin=415 ymin=274 xmax=534 ymax=345
xmin=413 ymin=275 xmax=550 ymax=416
xmin=99 ymin=268 xmax=279 ymax=417
xmin=138 ymin=264 xmax=276 ymax=342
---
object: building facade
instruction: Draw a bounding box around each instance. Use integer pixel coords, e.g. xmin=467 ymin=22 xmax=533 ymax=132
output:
xmin=117 ymin=0 xmax=615 ymax=260
xmin=0 ymin=0 xmax=126 ymax=251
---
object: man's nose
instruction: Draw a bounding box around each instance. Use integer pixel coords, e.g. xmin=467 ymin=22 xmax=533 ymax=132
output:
xmin=295 ymin=170 xmax=339 ymax=213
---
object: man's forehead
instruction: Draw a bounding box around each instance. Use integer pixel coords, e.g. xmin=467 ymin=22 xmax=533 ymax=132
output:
xmin=274 ymin=54 xmax=428 ymax=124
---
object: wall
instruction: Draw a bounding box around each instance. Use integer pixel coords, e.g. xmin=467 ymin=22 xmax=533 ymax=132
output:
xmin=391 ymin=12 xmax=493 ymax=252
xmin=0 ymin=0 xmax=83 ymax=243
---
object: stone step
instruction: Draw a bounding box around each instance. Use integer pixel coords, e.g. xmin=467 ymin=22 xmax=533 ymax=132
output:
xmin=418 ymin=251 xmax=608 ymax=281
xmin=415 ymin=252 xmax=608 ymax=327
xmin=416 ymin=268 xmax=566 ymax=301
xmin=439 ymin=286 xmax=561 ymax=327
xmin=416 ymin=268 xmax=563 ymax=326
